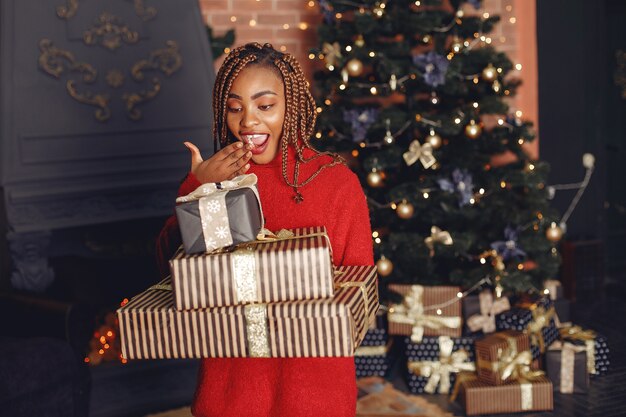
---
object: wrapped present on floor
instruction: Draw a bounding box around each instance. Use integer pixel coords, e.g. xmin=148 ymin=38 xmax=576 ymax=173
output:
xmin=170 ymin=227 xmax=334 ymax=310
xmin=559 ymin=325 xmax=610 ymax=376
xmin=117 ymin=265 xmax=378 ymax=359
xmin=495 ymin=299 xmax=559 ymax=359
xmin=463 ymin=290 xmax=510 ymax=335
xmin=387 ymin=285 xmax=462 ymax=343
xmin=175 ymin=174 xmax=263 ymax=255
xmin=405 ymin=335 xmax=475 ymax=394
xmin=543 ymin=279 xmax=571 ymax=322
xmin=355 ymin=310 xmax=391 ymax=378
xmin=475 ymin=330 xmax=541 ymax=386
xmin=545 ymin=341 xmax=589 ymax=393
xmin=451 ymin=371 xmax=553 ymax=415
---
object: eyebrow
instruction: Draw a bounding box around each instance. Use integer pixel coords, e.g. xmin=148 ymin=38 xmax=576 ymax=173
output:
xmin=228 ymin=90 xmax=278 ymax=100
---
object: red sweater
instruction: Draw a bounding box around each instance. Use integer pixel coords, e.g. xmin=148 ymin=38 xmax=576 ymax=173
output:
xmin=156 ymin=147 xmax=373 ymax=417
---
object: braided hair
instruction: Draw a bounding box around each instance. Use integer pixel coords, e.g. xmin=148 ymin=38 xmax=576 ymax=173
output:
xmin=213 ymin=42 xmax=344 ymax=202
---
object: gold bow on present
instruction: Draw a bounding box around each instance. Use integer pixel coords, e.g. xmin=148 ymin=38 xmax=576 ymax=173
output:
xmin=526 ymin=305 xmax=555 ymax=353
xmin=543 ymin=279 xmax=561 ymax=301
xmin=476 ymin=334 xmax=544 ymax=383
xmin=559 ymin=325 xmax=597 ymax=375
xmin=388 ymin=285 xmax=461 ymax=343
xmin=408 ymin=336 xmax=475 ymax=394
xmin=322 ymin=42 xmax=342 ymax=67
xmin=466 ymin=290 xmax=510 ymax=333
xmin=403 ymin=140 xmax=436 ymax=169
xmin=424 ymin=226 xmax=453 ymax=257
xmin=548 ymin=341 xmax=587 ymax=393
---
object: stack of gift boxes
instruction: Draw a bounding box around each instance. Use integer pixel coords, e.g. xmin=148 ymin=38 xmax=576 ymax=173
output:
xmin=382 ymin=279 xmax=610 ymax=415
xmin=116 ymin=174 xmax=378 ymax=361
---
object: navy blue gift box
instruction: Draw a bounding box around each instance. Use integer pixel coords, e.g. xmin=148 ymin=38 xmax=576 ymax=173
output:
xmin=404 ymin=336 xmax=476 ymax=394
xmin=495 ymin=300 xmax=559 ymax=359
xmin=355 ymin=328 xmax=390 ymax=378
xmin=560 ymin=327 xmax=610 ymax=377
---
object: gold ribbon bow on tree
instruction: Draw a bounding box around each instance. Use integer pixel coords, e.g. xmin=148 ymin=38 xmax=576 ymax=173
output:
xmin=466 ymin=290 xmax=510 ymax=333
xmin=559 ymin=325 xmax=597 ymax=375
xmin=403 ymin=139 xmax=436 ymax=169
xmin=322 ymin=42 xmax=342 ymax=67
xmin=525 ymin=305 xmax=556 ymax=354
xmin=388 ymin=285 xmax=461 ymax=343
xmin=408 ymin=335 xmax=475 ymax=394
xmin=548 ymin=340 xmax=587 ymax=393
xmin=424 ymin=226 xmax=453 ymax=257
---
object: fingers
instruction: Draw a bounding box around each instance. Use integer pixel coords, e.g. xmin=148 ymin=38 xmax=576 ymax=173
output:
xmin=228 ymin=150 xmax=252 ymax=169
xmin=219 ymin=141 xmax=253 ymax=161
xmin=228 ymin=163 xmax=251 ymax=179
xmin=184 ymin=141 xmax=204 ymax=172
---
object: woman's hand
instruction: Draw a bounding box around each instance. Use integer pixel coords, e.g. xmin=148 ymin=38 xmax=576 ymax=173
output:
xmin=184 ymin=141 xmax=252 ymax=184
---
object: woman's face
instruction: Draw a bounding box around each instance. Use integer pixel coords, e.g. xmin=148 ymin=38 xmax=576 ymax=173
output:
xmin=226 ymin=65 xmax=286 ymax=164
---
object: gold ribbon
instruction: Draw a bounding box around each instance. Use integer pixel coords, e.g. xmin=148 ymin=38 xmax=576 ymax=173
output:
xmin=322 ymin=42 xmax=342 ymax=67
xmin=559 ymin=325 xmax=597 ymax=375
xmin=476 ymin=334 xmax=544 ymax=383
xmin=543 ymin=279 xmax=561 ymax=301
xmin=355 ymin=341 xmax=392 ymax=357
xmin=336 ymin=280 xmax=372 ymax=342
xmin=231 ymin=245 xmax=257 ymax=304
xmin=525 ymin=305 xmax=555 ymax=353
xmin=244 ymin=304 xmax=270 ymax=357
xmin=388 ymin=285 xmax=461 ymax=343
xmin=466 ymin=290 xmax=510 ymax=333
xmin=424 ymin=226 xmax=453 ymax=257
xmin=403 ymin=139 xmax=436 ymax=169
xmin=408 ymin=336 xmax=475 ymax=394
xmin=147 ymin=282 xmax=173 ymax=292
xmin=548 ymin=341 xmax=586 ymax=393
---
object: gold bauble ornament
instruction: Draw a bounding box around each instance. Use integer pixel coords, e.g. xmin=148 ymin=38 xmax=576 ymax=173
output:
xmin=465 ymin=120 xmax=482 ymax=139
xmin=355 ymin=35 xmax=365 ymax=47
xmin=396 ymin=201 xmax=414 ymax=219
xmin=482 ymin=63 xmax=497 ymax=82
xmin=546 ymin=222 xmax=564 ymax=242
xmin=367 ymin=169 xmax=385 ymax=187
xmin=376 ymin=256 xmax=393 ymax=277
xmin=346 ymin=58 xmax=364 ymax=77
xmin=426 ymin=128 xmax=442 ymax=149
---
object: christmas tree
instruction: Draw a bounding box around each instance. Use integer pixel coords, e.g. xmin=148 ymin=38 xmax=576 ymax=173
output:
xmin=311 ymin=0 xmax=562 ymax=303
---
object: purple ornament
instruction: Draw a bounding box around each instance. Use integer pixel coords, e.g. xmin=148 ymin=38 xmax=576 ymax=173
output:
xmin=437 ymin=168 xmax=474 ymax=207
xmin=343 ymin=108 xmax=379 ymax=143
xmin=412 ymin=51 xmax=450 ymax=88
xmin=318 ymin=0 xmax=335 ymax=24
xmin=490 ymin=226 xmax=527 ymax=261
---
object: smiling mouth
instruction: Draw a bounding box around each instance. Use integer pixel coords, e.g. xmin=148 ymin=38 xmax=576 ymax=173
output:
xmin=241 ymin=133 xmax=270 ymax=155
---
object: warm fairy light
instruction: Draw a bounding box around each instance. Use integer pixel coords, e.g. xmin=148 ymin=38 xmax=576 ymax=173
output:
xmin=390 ymin=203 xmax=398 ymax=209
xmin=299 ymin=22 xmax=308 ymax=30
xmin=99 ymin=349 xmax=105 ymax=355
xmin=479 ymin=188 xmax=485 ymax=194
xmin=370 ymin=87 xmax=378 ymax=95
xmin=415 ymin=1 xmax=421 ymax=5
xmin=537 ymin=212 xmax=543 ymax=219
xmin=480 ymin=258 xmax=486 ymax=264
xmin=423 ymin=192 xmax=429 ymax=199
xmin=500 ymin=181 xmax=507 ymax=188
xmin=121 ymin=358 xmax=128 ymax=364
xmin=280 ymin=45 xmax=287 ymax=52
xmin=504 ymin=90 xmax=511 ymax=95
xmin=249 ymin=19 xmax=257 ymax=26
xmin=454 ymin=118 xmax=461 ymax=124
xmin=510 ymin=17 xmax=517 ymax=24
xmin=544 ymin=288 xmax=550 ymax=295
xmin=447 ymin=53 xmax=454 ymax=60
xmin=497 ymin=67 xmax=503 ymax=73
xmin=328 ymin=65 xmax=335 ymax=71
xmin=324 ymin=99 xmax=331 ymax=105
xmin=372 ymin=231 xmax=380 ymax=238
xmin=335 ymin=12 xmax=343 ymax=19
xmin=515 ymin=64 xmax=523 ymax=71
xmin=283 ymin=23 xmax=290 ymax=29
xmin=464 ymin=41 xmax=470 ymax=47
xmin=498 ymin=119 xmax=504 ymax=125
xmin=230 ymin=16 xmax=237 ymax=22
xmin=308 ymin=0 xmax=315 ymax=6
xmin=473 ymin=77 xmax=479 ymax=84
xmin=436 ymin=309 xmax=442 ymax=315
xmin=339 ymin=83 xmax=346 ymax=90
xmin=100 ymin=336 xmax=106 ymax=344
xmin=345 ymin=45 xmax=352 ymax=52
xmin=473 ymin=32 xmax=480 ymax=38
xmin=506 ymin=5 xmax=513 ymax=12
xmin=104 ymin=343 xmax=110 ymax=349
xmin=472 ymin=102 xmax=479 ymax=108
xmin=485 ymin=38 xmax=492 ymax=44
xmin=518 ymin=138 xmax=525 ymax=145
xmin=480 ymin=36 xmax=486 ymax=41
xmin=359 ymin=142 xmax=366 ymax=148
xmin=470 ymin=198 xmax=475 ymax=204
xmin=316 ymin=107 xmax=323 ymax=113
xmin=315 ymin=132 xmax=322 ymax=139
xmin=483 ymin=12 xmax=490 ymax=19
xmin=528 ymin=163 xmax=535 ymax=171
xmin=379 ymin=3 xmax=386 ymax=8
xmin=318 ymin=53 xmax=324 ymax=59
xmin=431 ymin=96 xmax=439 ymax=104
xmin=107 ymin=331 xmax=113 ymax=337
xmin=515 ymin=110 xmax=523 ymax=117
xmin=375 ymin=237 xmax=382 ymax=244
xmin=457 ymin=292 xmax=463 ymax=298
xmin=369 ymin=51 xmax=375 ymax=57
xmin=308 ymin=53 xmax=315 ymax=59
xmin=517 ymin=263 xmax=524 ymax=270
xmin=351 ymin=149 xmax=359 ymax=157
xmin=84 ymin=357 xmax=90 ymax=363
xmin=224 ymin=47 xmax=231 ymax=54
xmin=533 ymin=224 xmax=540 ymax=231
xmin=120 ymin=298 xmax=129 ymax=306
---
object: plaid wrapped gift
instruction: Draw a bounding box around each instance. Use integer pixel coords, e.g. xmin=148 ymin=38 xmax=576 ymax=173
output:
xmin=118 ymin=265 xmax=378 ymax=359
xmin=175 ymin=174 xmax=263 ymax=254
xmin=170 ymin=227 xmax=334 ymax=310
xmin=495 ymin=299 xmax=559 ymax=359
xmin=559 ymin=325 xmax=610 ymax=376
xmin=451 ymin=371 xmax=553 ymax=415
xmin=545 ymin=341 xmax=589 ymax=393
xmin=405 ymin=335 xmax=475 ymax=394
xmin=388 ymin=285 xmax=462 ymax=343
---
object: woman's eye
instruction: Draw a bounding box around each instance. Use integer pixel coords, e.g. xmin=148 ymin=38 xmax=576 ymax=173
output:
xmin=259 ymin=104 xmax=274 ymax=111
xmin=227 ymin=107 xmax=242 ymax=113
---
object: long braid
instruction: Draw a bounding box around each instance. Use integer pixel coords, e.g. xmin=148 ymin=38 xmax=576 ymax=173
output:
xmin=214 ymin=43 xmax=345 ymax=201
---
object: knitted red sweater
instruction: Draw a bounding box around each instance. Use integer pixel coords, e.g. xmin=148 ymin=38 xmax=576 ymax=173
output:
xmin=156 ymin=147 xmax=374 ymax=417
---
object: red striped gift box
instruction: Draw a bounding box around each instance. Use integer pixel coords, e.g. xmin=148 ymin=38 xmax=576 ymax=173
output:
xmin=169 ymin=227 xmax=335 ymax=310
xmin=117 ymin=265 xmax=378 ymax=359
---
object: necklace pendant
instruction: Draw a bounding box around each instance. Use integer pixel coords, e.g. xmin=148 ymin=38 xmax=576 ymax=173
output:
xmin=294 ymin=192 xmax=304 ymax=204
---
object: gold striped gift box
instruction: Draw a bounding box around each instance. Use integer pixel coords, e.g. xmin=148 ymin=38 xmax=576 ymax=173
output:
xmin=117 ymin=265 xmax=378 ymax=359
xmin=169 ymin=227 xmax=335 ymax=310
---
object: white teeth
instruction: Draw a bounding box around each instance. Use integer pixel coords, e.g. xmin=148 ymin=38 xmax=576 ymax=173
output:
xmin=242 ymin=134 xmax=269 ymax=145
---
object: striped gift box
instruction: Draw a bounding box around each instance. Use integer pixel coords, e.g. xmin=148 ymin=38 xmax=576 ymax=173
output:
xmin=169 ymin=227 xmax=334 ymax=310
xmin=117 ymin=265 xmax=378 ymax=359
